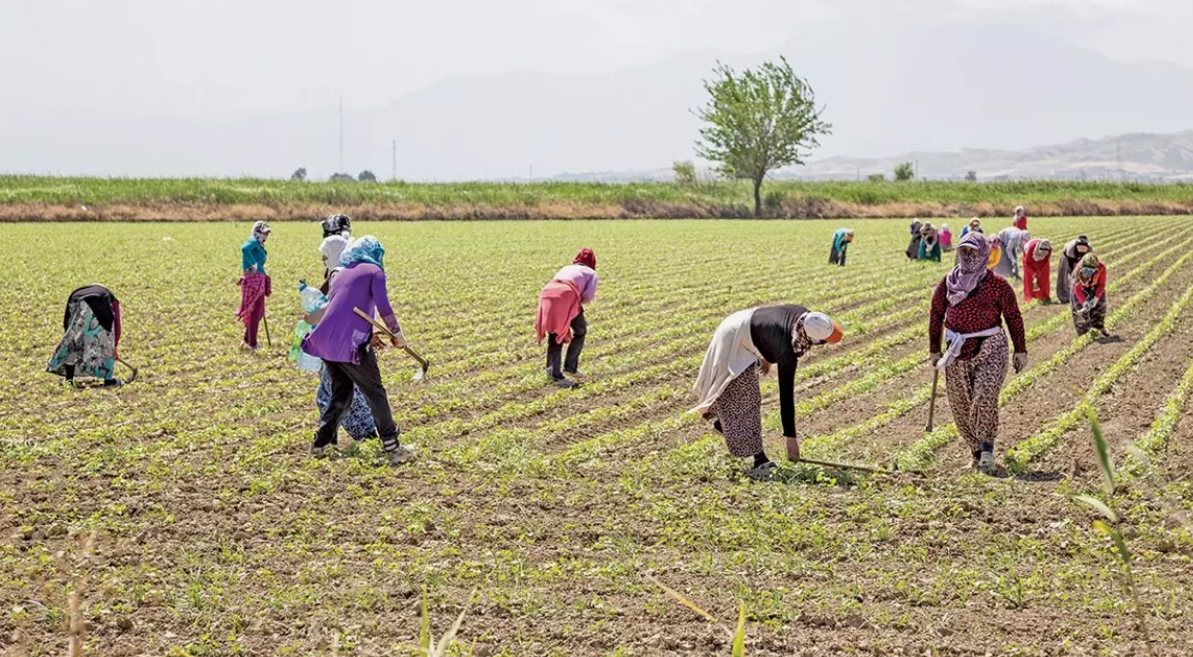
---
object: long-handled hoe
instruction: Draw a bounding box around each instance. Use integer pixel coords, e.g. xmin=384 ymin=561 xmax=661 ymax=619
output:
xmin=925 ymin=368 xmax=940 ymax=432
xmin=353 ymin=307 xmax=431 ymax=381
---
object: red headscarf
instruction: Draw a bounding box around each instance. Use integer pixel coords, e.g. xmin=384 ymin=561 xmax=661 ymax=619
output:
xmin=573 ymin=248 xmax=596 ymax=270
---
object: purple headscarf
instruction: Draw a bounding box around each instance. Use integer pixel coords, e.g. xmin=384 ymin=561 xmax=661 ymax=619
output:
xmin=946 ymin=231 xmax=991 ymax=306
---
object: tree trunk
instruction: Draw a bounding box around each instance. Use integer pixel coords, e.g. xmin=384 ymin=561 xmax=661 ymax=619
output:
xmin=753 ymin=177 xmax=763 ymax=218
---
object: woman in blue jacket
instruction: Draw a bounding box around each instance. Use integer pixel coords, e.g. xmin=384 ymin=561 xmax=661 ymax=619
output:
xmin=829 ymin=228 xmax=854 ymax=266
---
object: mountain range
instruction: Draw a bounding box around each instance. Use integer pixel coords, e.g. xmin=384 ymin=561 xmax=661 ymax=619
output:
xmin=3 ymin=23 xmax=1193 ymax=180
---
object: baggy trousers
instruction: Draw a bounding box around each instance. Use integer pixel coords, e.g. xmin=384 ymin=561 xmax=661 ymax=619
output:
xmin=546 ymin=307 xmax=587 ymax=378
xmin=313 ymin=345 xmax=400 ymax=452
xmin=944 ymin=333 xmax=1008 ymax=457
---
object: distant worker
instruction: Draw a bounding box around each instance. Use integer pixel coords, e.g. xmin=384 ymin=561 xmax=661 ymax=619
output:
xmin=693 ymin=306 xmax=843 ymax=481
xmin=906 ymin=220 xmax=924 ymax=260
xmin=917 ymin=223 xmax=942 ymax=262
xmin=301 ymin=236 xmax=415 ymax=465
xmin=1055 ymin=235 xmax=1093 ymax=304
xmin=987 ymin=234 xmax=1002 ymax=271
xmin=1022 ymin=238 xmax=1053 ymax=303
xmin=929 ymin=232 xmax=1028 ymax=474
xmin=321 ymin=213 xmax=352 ymax=240
xmin=940 ymin=223 xmax=954 ymax=253
xmin=1071 ymin=253 xmax=1111 ymax=338
xmin=237 ymin=221 xmax=272 ymax=350
xmin=829 ymin=228 xmax=854 ymax=266
xmin=536 ymin=248 xmax=598 ymax=388
xmin=46 ymin=285 xmax=125 ymax=387
xmin=993 ymin=227 xmax=1029 ymax=279
xmin=960 ymin=217 xmax=983 ymax=238
xmin=1012 ymin=206 xmax=1028 ymax=231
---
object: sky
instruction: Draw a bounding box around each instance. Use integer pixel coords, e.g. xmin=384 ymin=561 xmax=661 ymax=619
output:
xmin=2 ymin=0 xmax=1190 ymax=118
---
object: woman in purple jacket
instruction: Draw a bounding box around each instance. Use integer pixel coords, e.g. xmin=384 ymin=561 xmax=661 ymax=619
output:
xmin=301 ymin=236 xmax=415 ymax=465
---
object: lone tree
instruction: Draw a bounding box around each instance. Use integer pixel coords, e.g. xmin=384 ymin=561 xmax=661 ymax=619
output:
xmin=695 ymin=57 xmax=830 ymax=217
xmin=894 ymin=162 xmax=915 ymax=182
xmin=358 ymin=169 xmax=378 ymax=182
xmin=965 ymin=170 xmax=978 ymax=182
xmin=290 ymin=167 xmax=307 ymax=181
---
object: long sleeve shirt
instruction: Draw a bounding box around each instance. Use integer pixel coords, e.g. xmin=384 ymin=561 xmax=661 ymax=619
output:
xmin=749 ymin=304 xmax=807 ymax=438
xmin=1073 ymin=263 xmax=1107 ymax=304
xmin=929 ymin=274 xmax=1027 ymax=360
xmin=241 ymin=239 xmax=267 ymax=275
xmin=553 ymin=264 xmax=598 ymax=304
xmin=301 ymin=262 xmax=401 ymax=364
xmin=832 ymin=229 xmax=850 ymax=254
xmin=1013 ymin=215 xmax=1028 ymax=231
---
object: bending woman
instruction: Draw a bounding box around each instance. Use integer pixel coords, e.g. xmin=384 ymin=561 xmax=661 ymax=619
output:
xmin=917 ymin=223 xmax=941 ymax=262
xmin=1022 ymin=238 xmax=1053 ymax=302
xmin=929 ymin=232 xmax=1028 ymax=474
xmin=1071 ymin=253 xmax=1110 ymax=338
xmin=829 ymin=228 xmax=853 ymax=266
xmin=536 ymin=248 xmax=598 ymax=388
xmin=1055 ymin=235 xmax=1092 ymax=304
xmin=692 ymin=305 xmax=843 ymax=480
xmin=47 ymin=285 xmax=124 ymax=386
xmin=906 ymin=220 xmax=923 ymax=260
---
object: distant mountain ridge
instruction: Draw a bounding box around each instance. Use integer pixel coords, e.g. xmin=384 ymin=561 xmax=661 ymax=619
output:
xmin=546 ymin=131 xmax=1193 ymax=183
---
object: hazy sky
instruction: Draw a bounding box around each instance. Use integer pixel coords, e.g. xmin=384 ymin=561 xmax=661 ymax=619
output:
xmin=3 ymin=0 xmax=1190 ymax=117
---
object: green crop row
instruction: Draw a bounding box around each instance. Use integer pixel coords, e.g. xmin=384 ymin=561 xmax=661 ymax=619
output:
xmin=1123 ymin=352 xmax=1193 ymax=477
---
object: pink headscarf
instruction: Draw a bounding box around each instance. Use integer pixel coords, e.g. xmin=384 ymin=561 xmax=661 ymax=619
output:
xmin=945 ymin=232 xmax=991 ymax=306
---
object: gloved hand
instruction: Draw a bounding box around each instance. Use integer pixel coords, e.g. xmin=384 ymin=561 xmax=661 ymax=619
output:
xmin=929 ymin=352 xmax=943 ymax=367
xmin=1013 ymin=352 xmax=1029 ymax=373
xmin=391 ymin=329 xmax=408 ymax=350
xmin=785 ymin=435 xmax=801 ymax=462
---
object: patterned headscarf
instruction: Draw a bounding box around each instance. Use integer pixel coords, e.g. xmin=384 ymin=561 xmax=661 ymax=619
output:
xmin=573 ymin=248 xmax=597 ymax=270
xmin=340 ymin=235 xmax=386 ymax=269
xmin=321 ymin=213 xmax=352 ymax=238
xmin=946 ymin=232 xmax=991 ymax=306
xmin=1076 ymin=253 xmax=1101 ymax=283
xmin=251 ymin=221 xmax=271 ymax=244
xmin=1032 ymin=238 xmax=1053 ymax=262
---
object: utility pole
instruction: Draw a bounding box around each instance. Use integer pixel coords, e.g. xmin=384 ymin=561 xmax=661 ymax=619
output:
xmin=392 ymin=139 xmax=397 ymax=181
xmin=338 ymin=96 xmax=344 ymax=174
xmin=529 ymin=165 xmax=533 ymax=181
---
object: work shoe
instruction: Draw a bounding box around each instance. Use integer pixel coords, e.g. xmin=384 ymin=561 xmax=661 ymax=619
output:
xmin=1099 ymin=328 xmax=1112 ymax=338
xmin=311 ymin=444 xmax=332 ymax=459
xmin=386 ymin=445 xmax=416 ymax=466
xmin=744 ymin=460 xmax=777 ymax=481
xmin=564 ymin=368 xmax=584 ymax=378
xmin=977 ymin=451 xmax=996 ymax=474
xmin=553 ymin=377 xmax=580 ymax=389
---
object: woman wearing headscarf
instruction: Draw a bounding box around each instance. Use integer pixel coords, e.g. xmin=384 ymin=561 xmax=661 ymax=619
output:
xmin=986 ymin=234 xmax=1002 ymax=271
xmin=940 ymin=223 xmax=954 ymax=253
xmin=301 ymin=234 xmax=379 ymax=443
xmin=960 ymin=218 xmax=983 ymax=238
xmin=906 ymin=220 xmax=923 ymax=260
xmin=1012 ymin=206 xmax=1028 ymax=231
xmin=320 ymin=213 xmax=352 ymax=240
xmin=929 ymin=232 xmax=1028 ymax=474
xmin=1071 ymin=253 xmax=1110 ymax=338
xmin=237 ymin=221 xmax=272 ymax=350
xmin=993 ymin=227 xmax=1029 ymax=279
xmin=47 ymin=285 xmax=124 ymax=386
xmin=301 ymin=236 xmax=414 ymax=465
xmin=917 ymin=223 xmax=941 ymax=262
xmin=693 ymin=306 xmax=843 ymax=480
xmin=829 ymin=228 xmax=854 ymax=266
xmin=1022 ymin=238 xmax=1053 ymax=302
xmin=1055 ymin=235 xmax=1093 ymax=304
xmin=536 ymin=248 xmax=598 ymax=388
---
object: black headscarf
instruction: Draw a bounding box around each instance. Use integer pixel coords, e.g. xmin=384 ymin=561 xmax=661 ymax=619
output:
xmin=66 ymin=285 xmax=118 ymax=332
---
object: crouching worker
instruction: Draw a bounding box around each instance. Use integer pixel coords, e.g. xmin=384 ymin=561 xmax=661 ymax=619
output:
xmin=1071 ymin=253 xmax=1110 ymax=338
xmin=47 ymin=285 xmax=124 ymax=386
xmin=829 ymin=228 xmax=853 ymax=266
xmin=536 ymin=248 xmax=598 ymax=388
xmin=692 ymin=305 xmax=843 ymax=481
xmin=301 ymin=236 xmax=414 ymax=465
xmin=929 ymin=232 xmax=1028 ymax=474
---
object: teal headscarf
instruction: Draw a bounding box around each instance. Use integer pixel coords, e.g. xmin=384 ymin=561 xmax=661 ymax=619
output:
xmin=340 ymin=235 xmax=385 ymax=269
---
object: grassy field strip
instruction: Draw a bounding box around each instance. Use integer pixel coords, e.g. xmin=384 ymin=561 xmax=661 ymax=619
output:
xmin=1123 ymin=351 xmax=1193 ymax=477
xmin=1002 ymin=279 xmax=1193 ymax=471
xmin=898 ymin=248 xmax=1193 ymax=471
xmin=426 ymin=230 xmax=1175 ymax=464
xmin=799 ymin=237 xmax=1193 ymax=465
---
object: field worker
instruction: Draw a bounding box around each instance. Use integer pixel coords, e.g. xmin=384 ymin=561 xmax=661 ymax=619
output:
xmin=320 ymin=213 xmax=352 ymax=240
xmin=302 ymin=234 xmax=378 ymax=443
xmin=536 ymin=248 xmax=598 ymax=388
xmin=47 ymin=285 xmax=124 ymax=387
xmin=1012 ymin=206 xmax=1028 ymax=231
xmin=692 ymin=305 xmax=843 ymax=481
xmin=1055 ymin=235 xmax=1093 ymax=304
xmin=1071 ymin=253 xmax=1111 ymax=338
xmin=237 ymin=221 xmax=272 ymax=350
xmin=960 ymin=217 xmax=983 ymax=238
xmin=993 ymin=227 xmax=1029 ymax=279
xmin=986 ymin=234 xmax=1002 ymax=271
xmin=906 ymin=220 xmax=923 ymax=260
xmin=940 ymin=223 xmax=954 ymax=253
xmin=917 ymin=223 xmax=941 ymax=262
xmin=829 ymin=228 xmax=854 ymax=266
xmin=301 ymin=236 xmax=414 ymax=465
xmin=1022 ymin=238 xmax=1053 ymax=302
xmin=929 ymin=232 xmax=1028 ymax=474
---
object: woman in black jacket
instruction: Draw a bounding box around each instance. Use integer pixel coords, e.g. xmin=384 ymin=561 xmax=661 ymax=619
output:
xmin=692 ymin=305 xmax=843 ymax=480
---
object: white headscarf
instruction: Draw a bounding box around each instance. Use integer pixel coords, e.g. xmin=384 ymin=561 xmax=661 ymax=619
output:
xmin=319 ymin=235 xmax=350 ymax=271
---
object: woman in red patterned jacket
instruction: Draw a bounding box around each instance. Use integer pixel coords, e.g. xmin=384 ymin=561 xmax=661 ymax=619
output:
xmin=928 ymin=231 xmax=1029 ymax=474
